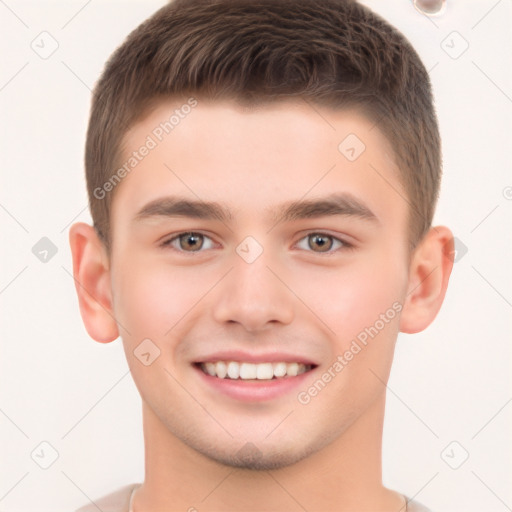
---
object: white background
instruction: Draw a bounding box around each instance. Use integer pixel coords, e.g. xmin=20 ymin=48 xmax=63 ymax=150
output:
xmin=0 ymin=1 xmax=511 ymax=511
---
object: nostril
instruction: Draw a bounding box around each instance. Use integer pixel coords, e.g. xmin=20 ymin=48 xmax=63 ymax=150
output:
xmin=413 ymin=0 xmax=446 ymax=16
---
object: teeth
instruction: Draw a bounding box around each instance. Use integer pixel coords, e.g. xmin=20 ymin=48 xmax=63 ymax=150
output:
xmin=273 ymin=362 xmax=287 ymax=377
xmin=215 ymin=361 xmax=227 ymax=379
xmin=239 ymin=362 xmax=257 ymax=379
xmin=200 ymin=361 xmax=312 ymax=380
xmin=256 ymin=363 xmax=273 ymax=380
xmin=204 ymin=362 xmax=216 ymax=376
xmin=287 ymin=362 xmax=299 ymax=376
xmin=227 ymin=361 xmax=240 ymax=379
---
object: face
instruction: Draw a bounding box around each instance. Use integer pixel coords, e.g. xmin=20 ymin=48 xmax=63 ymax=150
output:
xmin=107 ymin=98 xmax=411 ymax=470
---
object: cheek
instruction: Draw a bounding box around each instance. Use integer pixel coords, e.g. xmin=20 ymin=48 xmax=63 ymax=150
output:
xmin=295 ymin=256 xmax=404 ymax=416
xmin=111 ymin=257 xmax=215 ymax=345
xmin=298 ymin=258 xmax=404 ymax=344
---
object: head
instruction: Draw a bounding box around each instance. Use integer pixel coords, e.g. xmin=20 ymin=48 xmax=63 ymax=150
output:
xmin=70 ymin=0 xmax=453 ymax=470
xmin=86 ymin=0 xmax=441 ymax=255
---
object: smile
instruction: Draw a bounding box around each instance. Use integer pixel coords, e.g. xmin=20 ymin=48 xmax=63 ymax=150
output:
xmin=199 ymin=361 xmax=314 ymax=380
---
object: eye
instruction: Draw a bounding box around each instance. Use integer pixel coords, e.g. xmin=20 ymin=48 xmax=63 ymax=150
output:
xmin=295 ymin=232 xmax=352 ymax=253
xmin=161 ymin=232 xmax=215 ymax=252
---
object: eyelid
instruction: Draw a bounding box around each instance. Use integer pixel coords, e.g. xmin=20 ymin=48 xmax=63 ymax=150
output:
xmin=160 ymin=230 xmax=355 ymax=254
xmin=294 ymin=231 xmax=354 ymax=254
xmin=160 ymin=231 xmax=217 ymax=252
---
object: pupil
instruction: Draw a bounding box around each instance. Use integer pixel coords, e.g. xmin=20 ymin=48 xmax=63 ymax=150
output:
xmin=311 ymin=234 xmax=331 ymax=252
xmin=181 ymin=233 xmax=202 ymax=251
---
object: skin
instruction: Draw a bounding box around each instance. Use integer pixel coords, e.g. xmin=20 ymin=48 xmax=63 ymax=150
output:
xmin=69 ymin=98 xmax=453 ymax=511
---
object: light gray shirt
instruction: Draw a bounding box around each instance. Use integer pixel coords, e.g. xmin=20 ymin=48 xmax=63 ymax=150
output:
xmin=75 ymin=483 xmax=432 ymax=511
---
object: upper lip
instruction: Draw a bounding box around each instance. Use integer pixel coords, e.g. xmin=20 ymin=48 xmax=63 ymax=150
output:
xmin=194 ymin=350 xmax=319 ymax=366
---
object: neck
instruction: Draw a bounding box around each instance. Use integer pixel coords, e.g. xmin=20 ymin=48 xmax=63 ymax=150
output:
xmin=133 ymin=393 xmax=404 ymax=511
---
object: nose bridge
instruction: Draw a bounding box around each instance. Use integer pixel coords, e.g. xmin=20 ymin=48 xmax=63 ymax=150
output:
xmin=211 ymin=240 xmax=294 ymax=330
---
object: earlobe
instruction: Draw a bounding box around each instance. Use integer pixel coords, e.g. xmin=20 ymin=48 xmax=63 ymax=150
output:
xmin=399 ymin=226 xmax=454 ymax=334
xmin=68 ymin=222 xmax=119 ymax=343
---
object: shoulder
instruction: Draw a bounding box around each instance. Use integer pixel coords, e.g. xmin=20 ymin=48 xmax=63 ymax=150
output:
xmin=405 ymin=496 xmax=432 ymax=512
xmin=75 ymin=483 xmax=140 ymax=512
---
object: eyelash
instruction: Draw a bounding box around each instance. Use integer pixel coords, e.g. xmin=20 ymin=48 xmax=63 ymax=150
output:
xmin=160 ymin=231 xmax=354 ymax=255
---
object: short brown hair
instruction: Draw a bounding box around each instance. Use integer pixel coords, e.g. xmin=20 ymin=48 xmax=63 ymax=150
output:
xmin=85 ymin=0 xmax=441 ymax=253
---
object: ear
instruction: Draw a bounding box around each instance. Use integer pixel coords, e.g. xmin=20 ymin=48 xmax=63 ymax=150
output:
xmin=399 ymin=226 xmax=454 ymax=334
xmin=68 ymin=222 xmax=119 ymax=343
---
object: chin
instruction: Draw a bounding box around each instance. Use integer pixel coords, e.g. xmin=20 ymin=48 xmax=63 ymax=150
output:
xmin=209 ymin=446 xmax=311 ymax=471
xmin=181 ymin=433 xmax=323 ymax=471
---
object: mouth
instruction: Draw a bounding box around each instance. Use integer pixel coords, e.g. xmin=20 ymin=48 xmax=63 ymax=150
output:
xmin=192 ymin=360 xmax=318 ymax=402
xmin=196 ymin=361 xmax=315 ymax=380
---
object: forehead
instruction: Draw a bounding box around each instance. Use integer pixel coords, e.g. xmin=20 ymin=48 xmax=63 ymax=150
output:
xmin=112 ymin=98 xmax=405 ymax=227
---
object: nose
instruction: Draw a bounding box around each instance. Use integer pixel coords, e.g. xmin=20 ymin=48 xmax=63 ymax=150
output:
xmin=211 ymin=250 xmax=294 ymax=332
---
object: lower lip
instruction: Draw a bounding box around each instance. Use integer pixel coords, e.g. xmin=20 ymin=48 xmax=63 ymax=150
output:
xmin=193 ymin=364 xmax=317 ymax=402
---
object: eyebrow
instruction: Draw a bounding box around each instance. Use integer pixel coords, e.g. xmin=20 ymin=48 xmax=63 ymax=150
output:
xmin=132 ymin=193 xmax=378 ymax=225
